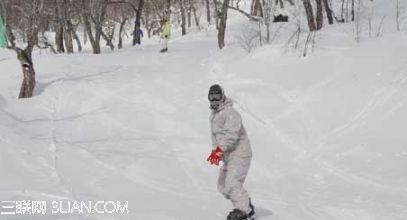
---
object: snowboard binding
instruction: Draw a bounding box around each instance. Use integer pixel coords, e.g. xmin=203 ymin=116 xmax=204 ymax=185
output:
xmin=226 ymin=200 xmax=255 ymax=220
xmin=227 ymin=209 xmax=247 ymax=220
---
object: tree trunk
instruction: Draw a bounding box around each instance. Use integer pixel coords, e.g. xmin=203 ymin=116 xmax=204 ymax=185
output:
xmin=206 ymin=0 xmax=211 ymax=24
xmin=213 ymin=0 xmax=219 ymax=29
xmin=351 ymin=0 xmax=355 ymax=21
xmin=118 ymin=18 xmax=127 ymax=49
xmin=341 ymin=0 xmax=345 ymax=21
xmin=55 ymin=25 xmax=65 ymax=53
xmin=63 ymin=23 xmax=74 ymax=53
xmin=166 ymin=0 xmax=171 ymax=19
xmin=100 ymin=29 xmax=115 ymax=50
xmin=54 ymin=2 xmax=65 ymax=53
xmin=5 ymin=38 xmax=36 ymax=100
xmin=88 ymin=0 xmax=107 ymax=53
xmin=180 ymin=0 xmax=187 ymax=35
xmin=81 ymin=0 xmax=100 ymax=54
xmin=264 ymin=0 xmax=272 ymax=43
xmin=251 ymin=0 xmax=263 ymax=17
xmin=70 ymin=24 xmax=82 ymax=52
xmin=2 ymin=0 xmax=39 ymax=99
xmin=3 ymin=0 xmax=40 ymax=98
xmin=83 ymin=16 xmax=100 ymax=54
xmin=133 ymin=0 xmax=144 ymax=46
xmin=57 ymin=0 xmax=73 ymax=53
xmin=187 ymin=0 xmax=192 ymax=28
xmin=316 ymin=0 xmax=323 ymax=30
xmin=17 ymin=47 xmax=36 ymax=99
xmin=94 ymin=2 xmax=105 ymax=53
xmin=218 ymin=0 xmax=230 ymax=49
xmin=322 ymin=0 xmax=333 ymax=24
xmin=302 ymin=0 xmax=316 ymax=31
xmin=345 ymin=0 xmax=349 ymax=22
xmin=277 ymin=0 xmax=284 ymax=8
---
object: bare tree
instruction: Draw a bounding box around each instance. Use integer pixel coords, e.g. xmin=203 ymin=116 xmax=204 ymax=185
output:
xmin=118 ymin=18 xmax=128 ymax=49
xmin=251 ymin=0 xmax=263 ymax=17
xmin=351 ymin=0 xmax=355 ymax=21
xmin=218 ymin=0 xmax=230 ymax=49
xmin=263 ymin=0 xmax=273 ymax=43
xmin=187 ymin=0 xmax=192 ymax=27
xmin=190 ymin=1 xmax=201 ymax=28
xmin=166 ymin=0 xmax=171 ymax=19
xmin=340 ymin=0 xmax=345 ymax=21
xmin=315 ymin=0 xmax=333 ymax=28
xmin=302 ymin=0 xmax=316 ymax=31
xmin=354 ymin=0 xmax=362 ymax=42
xmin=206 ymin=0 xmax=211 ymax=24
xmin=376 ymin=15 xmax=386 ymax=37
xmin=235 ymin=24 xmax=259 ymax=53
xmin=213 ymin=0 xmax=220 ymax=29
xmin=143 ymin=1 xmax=163 ymax=38
xmin=179 ymin=0 xmax=187 ymax=35
xmin=322 ymin=0 xmax=333 ymax=24
xmin=0 ymin=0 xmax=47 ymax=98
xmin=80 ymin=0 xmax=101 ymax=54
xmin=316 ymin=0 xmax=323 ymax=30
xmin=134 ymin=0 xmax=145 ymax=45
xmin=54 ymin=0 xmax=64 ymax=53
xmin=57 ymin=0 xmax=74 ymax=53
xmin=368 ymin=6 xmax=373 ymax=37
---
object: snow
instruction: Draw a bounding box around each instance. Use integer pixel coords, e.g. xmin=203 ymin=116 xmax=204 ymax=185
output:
xmin=1 ymin=3 xmax=407 ymax=220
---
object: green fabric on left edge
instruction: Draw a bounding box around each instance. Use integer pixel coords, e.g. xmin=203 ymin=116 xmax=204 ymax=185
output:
xmin=0 ymin=16 xmax=7 ymax=48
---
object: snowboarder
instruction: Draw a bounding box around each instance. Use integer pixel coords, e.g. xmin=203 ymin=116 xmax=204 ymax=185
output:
xmin=206 ymin=84 xmax=255 ymax=220
xmin=132 ymin=22 xmax=143 ymax=45
xmin=160 ymin=18 xmax=171 ymax=53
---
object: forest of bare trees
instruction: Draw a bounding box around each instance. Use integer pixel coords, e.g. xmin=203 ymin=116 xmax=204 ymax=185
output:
xmin=0 ymin=0 xmax=207 ymax=98
xmin=0 ymin=0 xmax=395 ymax=98
xmin=0 ymin=0 xmax=211 ymax=54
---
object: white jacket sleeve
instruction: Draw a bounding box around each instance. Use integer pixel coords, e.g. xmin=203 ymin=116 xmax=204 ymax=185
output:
xmin=213 ymin=109 xmax=242 ymax=153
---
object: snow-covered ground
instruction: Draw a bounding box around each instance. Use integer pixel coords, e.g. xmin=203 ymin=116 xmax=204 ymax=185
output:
xmin=1 ymin=3 xmax=407 ymax=219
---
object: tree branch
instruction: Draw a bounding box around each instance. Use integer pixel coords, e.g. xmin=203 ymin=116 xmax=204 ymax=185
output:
xmin=107 ymin=0 xmax=138 ymax=12
xmin=228 ymin=5 xmax=261 ymax=21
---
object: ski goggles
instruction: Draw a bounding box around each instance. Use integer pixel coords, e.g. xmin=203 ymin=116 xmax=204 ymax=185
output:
xmin=208 ymin=93 xmax=223 ymax=102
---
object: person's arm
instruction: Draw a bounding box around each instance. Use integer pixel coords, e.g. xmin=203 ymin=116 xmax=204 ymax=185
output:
xmin=213 ymin=110 xmax=242 ymax=153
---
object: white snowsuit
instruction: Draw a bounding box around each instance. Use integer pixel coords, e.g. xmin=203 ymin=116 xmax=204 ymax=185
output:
xmin=209 ymin=98 xmax=252 ymax=214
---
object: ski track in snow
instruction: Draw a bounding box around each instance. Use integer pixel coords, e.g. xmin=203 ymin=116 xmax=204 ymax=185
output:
xmin=318 ymin=66 xmax=407 ymax=144
xmin=228 ymin=47 xmax=407 ymax=219
xmin=237 ymin=68 xmax=407 ymax=187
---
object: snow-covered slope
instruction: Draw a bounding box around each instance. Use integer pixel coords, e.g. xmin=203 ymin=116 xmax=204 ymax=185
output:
xmin=1 ymin=6 xmax=407 ymax=220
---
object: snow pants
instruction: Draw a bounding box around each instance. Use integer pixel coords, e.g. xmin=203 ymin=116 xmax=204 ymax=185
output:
xmin=218 ymin=155 xmax=252 ymax=214
xmin=161 ymin=38 xmax=168 ymax=50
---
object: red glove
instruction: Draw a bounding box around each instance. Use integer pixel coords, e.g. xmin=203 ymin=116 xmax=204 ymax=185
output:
xmin=207 ymin=146 xmax=223 ymax=166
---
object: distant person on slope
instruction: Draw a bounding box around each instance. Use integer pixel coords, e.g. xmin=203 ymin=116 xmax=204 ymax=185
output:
xmin=133 ymin=21 xmax=143 ymax=45
xmin=160 ymin=18 xmax=171 ymax=53
xmin=206 ymin=84 xmax=255 ymax=220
